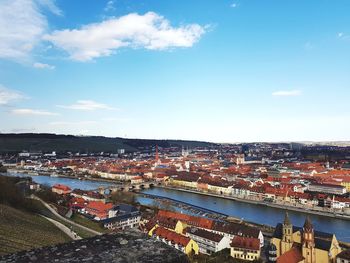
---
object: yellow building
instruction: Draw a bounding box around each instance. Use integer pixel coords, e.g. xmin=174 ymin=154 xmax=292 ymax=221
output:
xmin=341 ymin=181 xmax=350 ymax=192
xmin=230 ymin=236 xmax=261 ymax=261
xmin=271 ymin=213 xmax=342 ymax=263
xmin=170 ymin=178 xmax=197 ymax=189
xmin=147 ymin=220 xmax=187 ymax=236
xmin=152 ymin=226 xmax=199 ymax=255
xmin=175 ymin=220 xmax=188 ymax=234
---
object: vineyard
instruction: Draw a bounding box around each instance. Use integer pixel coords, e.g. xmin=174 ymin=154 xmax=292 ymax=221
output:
xmin=0 ymin=204 xmax=71 ymax=256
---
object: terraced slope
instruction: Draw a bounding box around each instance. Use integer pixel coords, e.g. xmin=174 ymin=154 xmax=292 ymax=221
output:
xmin=0 ymin=204 xmax=71 ymax=256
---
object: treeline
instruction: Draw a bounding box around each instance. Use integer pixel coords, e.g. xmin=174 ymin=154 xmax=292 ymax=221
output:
xmin=0 ymin=176 xmax=42 ymax=213
xmin=0 ymin=133 xmax=214 ymax=154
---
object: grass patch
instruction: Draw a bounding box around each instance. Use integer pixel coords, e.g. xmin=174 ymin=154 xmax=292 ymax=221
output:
xmin=33 ymin=203 xmax=96 ymax=239
xmin=70 ymin=213 xmax=109 ymax=234
xmin=0 ymin=204 xmax=71 ymax=256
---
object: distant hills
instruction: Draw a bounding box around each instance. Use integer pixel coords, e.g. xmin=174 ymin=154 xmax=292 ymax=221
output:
xmin=0 ymin=133 xmax=216 ymax=153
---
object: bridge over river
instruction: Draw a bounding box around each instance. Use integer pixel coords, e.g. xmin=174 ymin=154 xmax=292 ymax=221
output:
xmin=3 ymin=171 xmax=350 ymax=242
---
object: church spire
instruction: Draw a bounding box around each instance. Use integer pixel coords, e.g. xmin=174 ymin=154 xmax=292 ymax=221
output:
xmin=283 ymin=211 xmax=291 ymax=226
xmin=282 ymin=211 xmax=293 ymax=246
xmin=155 ymin=145 xmax=159 ymax=162
xmin=303 ymin=216 xmax=313 ymax=232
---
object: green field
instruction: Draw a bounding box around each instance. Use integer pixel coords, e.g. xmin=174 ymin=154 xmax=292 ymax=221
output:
xmin=0 ymin=204 xmax=71 ymax=256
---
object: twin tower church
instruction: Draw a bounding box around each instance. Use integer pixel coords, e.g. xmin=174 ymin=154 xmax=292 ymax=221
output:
xmin=269 ymin=212 xmax=342 ymax=263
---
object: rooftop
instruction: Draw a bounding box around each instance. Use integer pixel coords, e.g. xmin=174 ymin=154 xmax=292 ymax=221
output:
xmin=230 ymin=236 xmax=260 ymax=251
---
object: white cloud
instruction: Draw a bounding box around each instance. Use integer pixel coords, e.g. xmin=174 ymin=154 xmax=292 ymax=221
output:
xmin=43 ymin=12 xmax=207 ymax=61
xmin=231 ymin=3 xmax=238 ymax=8
xmin=0 ymin=0 xmax=61 ymax=61
xmin=33 ymin=62 xmax=55 ymax=69
xmin=0 ymin=85 xmax=25 ymax=105
xmin=11 ymin=108 xmax=59 ymax=116
xmin=57 ymin=100 xmax=117 ymax=111
xmin=37 ymin=0 xmax=62 ymax=16
xmin=104 ymin=0 xmax=115 ymax=12
xmin=272 ymin=90 xmax=302 ymax=97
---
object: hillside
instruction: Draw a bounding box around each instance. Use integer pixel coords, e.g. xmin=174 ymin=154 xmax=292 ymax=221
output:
xmin=0 ymin=204 xmax=71 ymax=256
xmin=0 ymin=133 xmax=216 ymax=153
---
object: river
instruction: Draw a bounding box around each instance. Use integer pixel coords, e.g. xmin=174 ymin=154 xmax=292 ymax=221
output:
xmin=140 ymin=187 xmax=350 ymax=242
xmin=2 ymin=171 xmax=117 ymax=191
xmin=2 ymin=171 xmax=350 ymax=242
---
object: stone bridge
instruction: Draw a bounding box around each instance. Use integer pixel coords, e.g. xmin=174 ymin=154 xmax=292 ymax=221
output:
xmin=97 ymin=181 xmax=160 ymax=194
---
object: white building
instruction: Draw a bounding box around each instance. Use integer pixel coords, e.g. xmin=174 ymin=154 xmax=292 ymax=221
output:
xmin=186 ymin=227 xmax=231 ymax=255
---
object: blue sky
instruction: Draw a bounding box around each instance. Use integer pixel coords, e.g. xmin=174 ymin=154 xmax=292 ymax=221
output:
xmin=0 ymin=0 xmax=350 ymax=142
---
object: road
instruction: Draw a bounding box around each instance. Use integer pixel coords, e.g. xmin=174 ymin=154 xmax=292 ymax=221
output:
xmin=30 ymin=195 xmax=102 ymax=236
xmin=42 ymin=215 xmax=82 ymax=240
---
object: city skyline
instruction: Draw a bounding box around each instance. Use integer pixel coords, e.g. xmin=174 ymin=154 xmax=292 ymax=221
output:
xmin=1 ymin=0 xmax=350 ymax=142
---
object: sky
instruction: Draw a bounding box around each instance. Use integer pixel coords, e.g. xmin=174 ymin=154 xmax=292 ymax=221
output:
xmin=0 ymin=0 xmax=350 ymax=143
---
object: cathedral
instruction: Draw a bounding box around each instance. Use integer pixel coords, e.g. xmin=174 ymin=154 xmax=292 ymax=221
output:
xmin=270 ymin=213 xmax=342 ymax=263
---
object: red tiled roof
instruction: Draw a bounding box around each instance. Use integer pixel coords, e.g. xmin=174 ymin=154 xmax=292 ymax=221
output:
xmin=231 ymin=236 xmax=260 ymax=251
xmin=52 ymin=184 xmax=71 ymax=191
xmin=154 ymin=227 xmax=190 ymax=247
xmin=277 ymin=247 xmax=304 ymax=263
xmin=86 ymin=201 xmax=113 ymax=213
xmin=158 ymin=210 xmax=213 ymax=229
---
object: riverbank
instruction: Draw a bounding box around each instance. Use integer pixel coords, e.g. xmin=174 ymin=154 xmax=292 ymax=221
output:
xmin=8 ymin=168 xmax=350 ymax=221
xmin=157 ymin=185 xmax=350 ymax=221
xmin=6 ymin=168 xmax=121 ymax=185
xmin=2 ymin=170 xmax=350 ymax=243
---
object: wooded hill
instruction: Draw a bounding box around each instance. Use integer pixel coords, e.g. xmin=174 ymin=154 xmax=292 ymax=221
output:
xmin=0 ymin=133 xmax=216 ymax=153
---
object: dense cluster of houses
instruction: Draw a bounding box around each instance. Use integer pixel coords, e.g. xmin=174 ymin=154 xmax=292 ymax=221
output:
xmin=168 ymin=171 xmax=350 ymax=212
xmin=52 ymin=184 xmax=141 ymax=231
xmin=19 ymin=148 xmax=350 ymax=214
xmin=141 ymin=210 xmax=263 ymax=261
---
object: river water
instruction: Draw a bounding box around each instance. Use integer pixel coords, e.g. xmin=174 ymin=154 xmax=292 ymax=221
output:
xmin=2 ymin=171 xmax=117 ymax=191
xmin=3 ymin=172 xmax=350 ymax=242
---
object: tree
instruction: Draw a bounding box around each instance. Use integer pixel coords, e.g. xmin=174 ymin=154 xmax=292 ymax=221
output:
xmin=110 ymin=191 xmax=136 ymax=205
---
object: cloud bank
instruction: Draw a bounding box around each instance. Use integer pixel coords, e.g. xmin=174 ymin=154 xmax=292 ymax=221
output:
xmin=44 ymin=12 xmax=206 ymax=61
xmin=0 ymin=0 xmax=61 ymax=61
xmin=11 ymin=108 xmax=59 ymax=116
xmin=0 ymin=85 xmax=25 ymax=105
xmin=57 ymin=100 xmax=117 ymax=111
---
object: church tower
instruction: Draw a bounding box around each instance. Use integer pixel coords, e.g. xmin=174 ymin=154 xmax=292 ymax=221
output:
xmin=302 ymin=216 xmax=316 ymax=263
xmin=155 ymin=145 xmax=159 ymax=162
xmin=281 ymin=212 xmax=293 ymax=253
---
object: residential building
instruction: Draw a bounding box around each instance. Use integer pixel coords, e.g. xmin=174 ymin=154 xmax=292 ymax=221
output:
xmin=210 ymin=221 xmax=264 ymax=248
xmin=152 ymin=226 xmax=199 ymax=255
xmin=82 ymin=201 xmax=114 ymax=220
xmin=186 ymin=227 xmax=231 ymax=255
xmin=52 ymin=184 xmax=71 ymax=195
xmin=230 ymin=236 xmax=261 ymax=261
xmin=337 ymin=249 xmax=350 ymax=263
xmin=102 ymin=204 xmax=141 ymax=230
xmin=71 ymin=189 xmax=106 ymax=203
